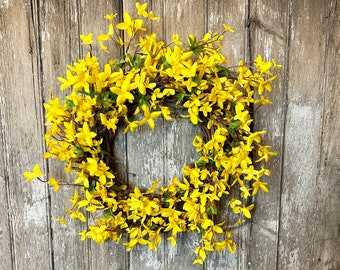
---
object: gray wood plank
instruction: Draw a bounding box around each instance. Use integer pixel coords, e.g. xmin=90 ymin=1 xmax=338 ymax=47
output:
xmin=126 ymin=118 xmax=166 ymax=270
xmin=0 ymin=4 xmax=13 ymax=269
xmin=207 ymin=0 xmax=248 ymax=63
xmin=314 ymin=2 xmax=340 ymax=267
xmin=75 ymin=1 xmax=129 ymax=269
xmin=206 ymin=1 xmax=249 ymax=269
xmin=120 ymin=2 xmax=166 ymax=269
xmin=38 ymin=1 xmax=90 ymax=269
xmin=0 ymin=1 xmax=52 ymax=269
xmin=0 ymin=26 xmax=14 ymax=270
xmin=248 ymin=1 xmax=289 ymax=269
xmin=278 ymin=1 xmax=340 ymax=269
xmin=163 ymin=118 xmax=202 ymax=270
xmin=160 ymin=0 xmax=206 ymax=268
xmin=0 ymin=150 xmax=12 ymax=269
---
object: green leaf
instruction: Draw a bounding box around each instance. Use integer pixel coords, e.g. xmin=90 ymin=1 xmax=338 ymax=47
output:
xmin=135 ymin=93 xmax=151 ymax=108
xmin=161 ymin=56 xmax=171 ymax=69
xmin=88 ymin=180 xmax=96 ymax=192
xmin=175 ymin=92 xmax=190 ymax=105
xmin=192 ymin=45 xmax=204 ymax=55
xmin=228 ymin=120 xmax=241 ymax=134
xmin=103 ymin=208 xmax=112 ymax=218
xmin=195 ymin=226 xmax=204 ymax=234
xmin=216 ymin=65 xmax=231 ymax=77
xmin=162 ymin=191 xmax=171 ymax=199
xmin=111 ymin=58 xmax=125 ymax=69
xmin=65 ymin=99 xmax=75 ymax=109
xmin=188 ymin=36 xmax=204 ymax=54
xmin=79 ymin=84 xmax=95 ymax=98
xmin=196 ymin=160 xmax=206 ymax=169
xmin=206 ymin=205 xmax=218 ymax=215
xmin=127 ymin=54 xmax=144 ymax=69
xmin=188 ymin=35 xmax=197 ymax=47
xmin=101 ymin=91 xmax=115 ymax=109
xmin=74 ymin=145 xmax=84 ymax=157
xmin=230 ymin=141 xmax=240 ymax=147
xmin=150 ymin=223 xmax=159 ymax=230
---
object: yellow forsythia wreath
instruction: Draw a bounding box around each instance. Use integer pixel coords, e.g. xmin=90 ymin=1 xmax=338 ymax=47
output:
xmin=24 ymin=2 xmax=281 ymax=264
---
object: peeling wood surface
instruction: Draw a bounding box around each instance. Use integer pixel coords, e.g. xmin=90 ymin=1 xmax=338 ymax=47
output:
xmin=0 ymin=0 xmax=339 ymax=269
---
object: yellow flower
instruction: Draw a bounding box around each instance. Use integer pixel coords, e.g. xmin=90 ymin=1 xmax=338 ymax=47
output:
xmin=254 ymin=54 xmax=272 ymax=73
xmin=139 ymin=105 xmax=162 ymax=130
xmin=74 ymin=171 xmax=90 ymax=188
xmin=256 ymin=145 xmax=277 ymax=162
xmin=70 ymin=211 xmax=86 ymax=222
xmin=136 ymin=2 xmax=148 ymax=17
xmin=55 ymin=217 xmax=68 ymax=225
xmin=223 ymin=23 xmax=234 ymax=32
xmin=80 ymin=33 xmax=93 ymax=45
xmin=97 ymin=33 xmax=111 ymax=52
xmin=24 ymin=164 xmax=44 ymax=182
xmin=252 ymin=180 xmax=269 ymax=194
xmin=58 ymin=70 xmax=78 ymax=90
xmin=272 ymin=58 xmax=282 ymax=69
xmin=104 ymin=13 xmax=116 ymax=22
xmin=110 ymin=79 xmax=135 ymax=106
xmin=148 ymin=11 xmax=159 ymax=21
xmin=183 ymin=98 xmax=201 ymax=125
xmin=116 ymin=36 xmax=125 ymax=47
xmin=86 ymin=157 xmax=99 ymax=176
xmin=194 ymin=246 xmax=207 ymax=262
xmin=75 ymin=122 xmax=97 ymax=147
xmin=78 ymin=230 xmax=87 ymax=240
xmin=116 ymin=12 xmax=145 ymax=37
xmin=48 ymin=178 xmax=60 ymax=191
xmin=100 ymin=113 xmax=118 ymax=132
xmin=123 ymin=119 xmax=140 ymax=133
xmin=167 ymin=236 xmax=177 ymax=247
xmin=172 ymin=33 xmax=182 ymax=46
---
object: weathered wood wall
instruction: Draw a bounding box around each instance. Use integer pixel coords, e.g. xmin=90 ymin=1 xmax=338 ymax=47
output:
xmin=0 ymin=0 xmax=339 ymax=269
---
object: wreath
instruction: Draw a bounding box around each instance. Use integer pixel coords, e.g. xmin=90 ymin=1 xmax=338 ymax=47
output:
xmin=24 ymin=2 xmax=280 ymax=264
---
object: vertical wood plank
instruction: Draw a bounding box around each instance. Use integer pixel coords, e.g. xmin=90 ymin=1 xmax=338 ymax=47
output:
xmin=248 ymin=1 xmax=289 ymax=269
xmin=160 ymin=0 xmax=206 ymax=268
xmin=121 ymin=1 xmax=166 ymax=269
xmin=0 ymin=137 xmax=12 ymax=269
xmin=207 ymin=0 xmax=248 ymax=63
xmin=163 ymin=118 xmax=202 ymax=269
xmin=38 ymin=1 xmax=90 ymax=269
xmin=206 ymin=1 xmax=248 ymax=269
xmin=0 ymin=1 xmax=51 ymax=269
xmin=315 ymin=2 xmax=340 ymax=268
xmin=76 ymin=1 xmax=129 ymax=269
xmin=0 ymin=5 xmax=14 ymax=267
xmin=125 ymin=118 xmax=166 ymax=270
xmin=278 ymin=1 xmax=339 ymax=269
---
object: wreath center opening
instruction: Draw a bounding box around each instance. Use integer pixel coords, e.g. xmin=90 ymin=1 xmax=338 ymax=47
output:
xmin=112 ymin=114 xmax=201 ymax=192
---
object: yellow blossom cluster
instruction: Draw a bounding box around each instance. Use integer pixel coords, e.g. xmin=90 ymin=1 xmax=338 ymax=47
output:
xmin=24 ymin=2 xmax=281 ymax=264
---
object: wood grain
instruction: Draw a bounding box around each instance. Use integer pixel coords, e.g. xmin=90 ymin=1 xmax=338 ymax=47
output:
xmin=248 ymin=1 xmax=289 ymax=269
xmin=37 ymin=1 xmax=90 ymax=269
xmin=278 ymin=1 xmax=339 ymax=269
xmin=161 ymin=1 xmax=206 ymax=268
xmin=0 ymin=5 xmax=14 ymax=267
xmin=0 ymin=1 xmax=51 ymax=269
xmin=206 ymin=1 xmax=249 ymax=269
xmin=314 ymin=2 xmax=340 ymax=269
